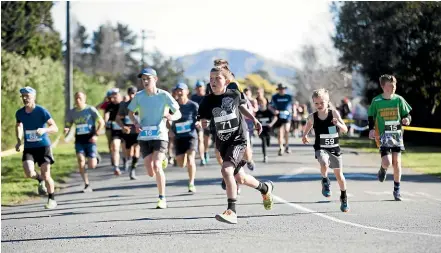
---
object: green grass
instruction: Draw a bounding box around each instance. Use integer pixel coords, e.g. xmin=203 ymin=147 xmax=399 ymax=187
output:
xmin=1 ymin=137 xmax=109 ymax=205
xmin=340 ymin=138 xmax=441 ymax=178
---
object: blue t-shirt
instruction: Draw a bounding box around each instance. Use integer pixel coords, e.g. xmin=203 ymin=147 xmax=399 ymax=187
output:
xmin=271 ymin=94 xmax=293 ymax=120
xmin=16 ymin=105 xmax=52 ymax=148
xmin=190 ymin=94 xmax=205 ymax=105
xmin=172 ymin=100 xmax=199 ymax=139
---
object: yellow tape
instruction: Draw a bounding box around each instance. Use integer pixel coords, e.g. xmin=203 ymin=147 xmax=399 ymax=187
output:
xmin=402 ymin=126 xmax=441 ymax=133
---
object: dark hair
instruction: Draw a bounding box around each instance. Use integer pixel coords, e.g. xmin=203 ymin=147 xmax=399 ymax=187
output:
xmin=379 ymin=74 xmax=396 ymax=86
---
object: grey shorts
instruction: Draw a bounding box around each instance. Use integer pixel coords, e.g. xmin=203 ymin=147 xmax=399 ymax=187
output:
xmin=315 ymin=149 xmax=342 ymax=169
xmin=139 ymin=140 xmax=168 ymax=158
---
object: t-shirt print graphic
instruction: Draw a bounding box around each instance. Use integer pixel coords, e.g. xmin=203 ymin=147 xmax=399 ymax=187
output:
xmin=212 ymin=97 xmax=239 ymax=141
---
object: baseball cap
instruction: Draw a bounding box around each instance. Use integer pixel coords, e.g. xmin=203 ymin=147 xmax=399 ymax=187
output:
xmin=19 ymin=86 xmax=36 ymax=95
xmin=195 ymin=80 xmax=205 ymax=87
xmin=137 ymin=67 xmax=157 ymax=78
xmin=106 ymin=88 xmax=120 ymax=97
xmin=175 ymin=82 xmax=188 ymax=90
xmin=127 ymin=86 xmax=138 ymax=94
xmin=277 ymin=83 xmax=287 ymax=90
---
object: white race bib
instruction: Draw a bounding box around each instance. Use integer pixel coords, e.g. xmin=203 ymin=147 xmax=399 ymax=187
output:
xmin=76 ymin=124 xmax=91 ymax=135
xmin=175 ymin=120 xmax=192 ymax=134
xmin=279 ymin=110 xmax=290 ymax=119
xmin=320 ymin=133 xmax=339 ymax=148
xmin=214 ymin=113 xmax=239 ymax=134
xmin=381 ymin=120 xmax=402 ymax=147
xmin=259 ymin=117 xmax=270 ymax=126
xmin=124 ymin=116 xmax=133 ymax=125
xmin=25 ymin=130 xmax=42 ymax=142
xmin=139 ymin=126 xmax=160 ymax=140
xmin=112 ymin=121 xmax=122 ymax=130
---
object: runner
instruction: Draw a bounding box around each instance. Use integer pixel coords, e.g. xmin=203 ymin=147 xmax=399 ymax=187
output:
xmin=302 ymin=88 xmax=349 ymax=212
xmin=368 ymin=74 xmax=412 ymax=201
xmin=15 ymin=87 xmax=58 ymax=209
xmin=65 ymin=92 xmax=105 ymax=192
xmin=128 ymin=67 xmax=181 ymax=209
xmin=269 ymin=83 xmax=293 ymax=156
xmin=116 ymin=87 xmax=141 ymax=180
xmin=291 ymin=100 xmax=303 ymax=138
xmin=243 ymin=88 xmax=258 ymax=171
xmin=104 ymin=90 xmax=123 ymax=175
xmin=198 ymin=66 xmax=274 ymax=224
xmin=255 ymin=96 xmax=277 ymax=163
xmin=98 ymin=88 xmax=118 ymax=153
xmin=171 ymin=82 xmax=199 ymax=193
xmin=190 ymin=80 xmax=208 ymax=166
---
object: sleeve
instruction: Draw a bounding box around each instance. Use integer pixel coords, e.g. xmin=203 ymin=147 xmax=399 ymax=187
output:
xmin=65 ymin=110 xmax=73 ymax=128
xmin=193 ymin=103 xmax=199 ymax=122
xmin=118 ymin=102 xmax=127 ymax=116
xmin=42 ymin=107 xmax=52 ymax=122
xmin=198 ymin=97 xmax=211 ymax=120
xmin=238 ymin=91 xmax=247 ymax=105
xmin=164 ymin=92 xmax=180 ymax=113
xmin=91 ymin=107 xmax=103 ymax=121
xmin=399 ymin=96 xmax=412 ymax=117
xmin=16 ymin=111 xmax=21 ymax=123
xmin=127 ymin=95 xmax=137 ymax=112
xmin=270 ymin=95 xmax=276 ymax=108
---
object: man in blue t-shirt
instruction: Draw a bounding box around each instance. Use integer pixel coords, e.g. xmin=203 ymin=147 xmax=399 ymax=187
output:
xmin=172 ymin=83 xmax=199 ymax=193
xmin=15 ymin=87 xmax=59 ymax=209
xmin=269 ymin=83 xmax=293 ymax=156
xmin=190 ymin=80 xmax=208 ymax=166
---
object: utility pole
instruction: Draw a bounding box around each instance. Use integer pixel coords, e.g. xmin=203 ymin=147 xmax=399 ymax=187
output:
xmin=65 ymin=1 xmax=73 ymax=117
xmin=140 ymin=29 xmax=155 ymax=69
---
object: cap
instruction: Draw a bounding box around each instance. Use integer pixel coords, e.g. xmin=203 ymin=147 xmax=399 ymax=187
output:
xmin=19 ymin=86 xmax=36 ymax=95
xmin=175 ymin=82 xmax=188 ymax=90
xmin=127 ymin=86 xmax=138 ymax=94
xmin=106 ymin=88 xmax=120 ymax=97
xmin=195 ymin=80 xmax=205 ymax=87
xmin=277 ymin=83 xmax=287 ymax=90
xmin=137 ymin=67 xmax=157 ymax=78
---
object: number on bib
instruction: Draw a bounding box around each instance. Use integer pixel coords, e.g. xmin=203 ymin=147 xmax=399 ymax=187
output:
xmin=139 ymin=126 xmax=160 ymax=140
xmin=175 ymin=121 xmax=192 ymax=134
xmin=214 ymin=113 xmax=239 ymax=134
xmin=25 ymin=130 xmax=42 ymax=142
xmin=319 ymin=133 xmax=339 ymax=148
xmin=76 ymin=124 xmax=91 ymax=135
xmin=279 ymin=110 xmax=290 ymax=120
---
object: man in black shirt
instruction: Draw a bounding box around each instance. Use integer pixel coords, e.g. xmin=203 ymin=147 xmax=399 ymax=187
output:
xmin=105 ymin=91 xmax=123 ymax=175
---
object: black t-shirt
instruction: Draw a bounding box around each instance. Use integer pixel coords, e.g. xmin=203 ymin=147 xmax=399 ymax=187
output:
xmin=255 ymin=109 xmax=274 ymax=133
xmin=198 ymin=89 xmax=247 ymax=143
xmin=190 ymin=94 xmax=205 ymax=105
xmin=105 ymin=102 xmax=121 ymax=130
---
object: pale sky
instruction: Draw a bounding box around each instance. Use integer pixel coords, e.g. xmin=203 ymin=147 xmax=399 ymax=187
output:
xmin=51 ymin=0 xmax=339 ymax=66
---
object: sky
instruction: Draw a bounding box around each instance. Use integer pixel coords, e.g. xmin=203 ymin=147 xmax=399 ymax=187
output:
xmin=51 ymin=0 xmax=339 ymax=67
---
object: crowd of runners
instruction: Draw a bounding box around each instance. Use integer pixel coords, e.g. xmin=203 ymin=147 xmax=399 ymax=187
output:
xmin=14 ymin=57 xmax=412 ymax=224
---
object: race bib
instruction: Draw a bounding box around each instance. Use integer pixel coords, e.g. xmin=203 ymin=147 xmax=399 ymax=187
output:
xmin=279 ymin=110 xmax=290 ymax=120
xmin=105 ymin=121 xmax=112 ymax=128
xmin=76 ymin=124 xmax=91 ymax=135
xmin=139 ymin=126 xmax=160 ymax=140
xmin=124 ymin=116 xmax=133 ymax=125
xmin=112 ymin=121 xmax=122 ymax=130
xmin=381 ymin=121 xmax=402 ymax=147
xmin=25 ymin=130 xmax=42 ymax=142
xmin=320 ymin=133 xmax=339 ymax=148
xmin=175 ymin=120 xmax=192 ymax=134
xmin=214 ymin=113 xmax=239 ymax=134
xmin=259 ymin=117 xmax=270 ymax=126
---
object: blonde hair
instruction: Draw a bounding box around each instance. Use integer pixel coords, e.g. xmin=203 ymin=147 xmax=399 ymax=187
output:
xmin=312 ymin=88 xmax=330 ymax=101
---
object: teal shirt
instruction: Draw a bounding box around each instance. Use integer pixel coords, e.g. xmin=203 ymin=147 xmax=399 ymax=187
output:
xmin=128 ymin=89 xmax=179 ymax=141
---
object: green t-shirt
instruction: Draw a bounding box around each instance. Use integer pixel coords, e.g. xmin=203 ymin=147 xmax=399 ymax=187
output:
xmin=368 ymin=94 xmax=412 ymax=148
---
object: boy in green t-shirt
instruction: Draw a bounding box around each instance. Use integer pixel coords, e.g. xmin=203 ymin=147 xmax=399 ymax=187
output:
xmin=368 ymin=74 xmax=412 ymax=201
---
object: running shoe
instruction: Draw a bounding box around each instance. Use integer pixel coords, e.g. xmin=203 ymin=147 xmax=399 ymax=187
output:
xmin=340 ymin=197 xmax=350 ymax=212
xmin=262 ymin=181 xmax=274 ymax=210
xmin=393 ymin=190 xmax=402 ymax=201
xmin=44 ymin=199 xmax=57 ymax=209
xmin=321 ymin=179 xmax=331 ymax=198
xmin=215 ymin=209 xmax=237 ymax=224
xmin=38 ymin=181 xmax=47 ymax=195
xmin=156 ymin=198 xmax=167 ymax=209
xmin=83 ymin=185 xmax=93 ymax=193
xmin=188 ymin=184 xmax=196 ymax=193
xmin=378 ymin=167 xmax=387 ymax=182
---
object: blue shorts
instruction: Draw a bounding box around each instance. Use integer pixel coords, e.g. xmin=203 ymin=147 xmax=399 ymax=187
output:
xmin=75 ymin=143 xmax=97 ymax=158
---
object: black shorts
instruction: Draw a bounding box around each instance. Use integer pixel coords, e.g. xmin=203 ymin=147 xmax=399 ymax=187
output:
xmin=273 ymin=118 xmax=290 ymax=129
xmin=111 ymin=130 xmax=123 ymax=140
xmin=123 ymin=134 xmax=138 ymax=149
xmin=292 ymin=120 xmax=300 ymax=129
xmin=174 ymin=136 xmax=198 ymax=156
xmin=380 ymin=146 xmax=404 ymax=157
xmin=22 ymin=146 xmax=55 ymax=167
xmin=139 ymin=140 xmax=168 ymax=158
xmin=216 ymin=140 xmax=247 ymax=169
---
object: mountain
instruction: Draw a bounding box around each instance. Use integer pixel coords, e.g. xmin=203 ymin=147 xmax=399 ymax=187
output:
xmin=176 ymin=48 xmax=296 ymax=87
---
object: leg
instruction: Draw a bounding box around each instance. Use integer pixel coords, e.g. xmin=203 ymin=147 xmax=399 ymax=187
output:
xmin=152 ymin=150 xmax=166 ymax=197
xmin=378 ymin=148 xmax=392 ymax=182
xmin=111 ymin=138 xmax=121 ymax=173
xmin=40 ymin=163 xmax=55 ymax=195
xmin=284 ymin=122 xmax=291 ymax=152
xmin=186 ymin=150 xmax=196 ymax=186
xmin=316 ymin=150 xmax=332 ymax=197
xmin=76 ymin=153 xmax=89 ymax=185
xmin=197 ymin=130 xmax=205 ymax=164
xmin=333 ymin=168 xmax=347 ymax=191
xmin=392 ymin=151 xmax=402 ymax=200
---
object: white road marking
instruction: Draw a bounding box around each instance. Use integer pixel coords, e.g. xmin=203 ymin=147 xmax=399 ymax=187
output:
xmin=415 ymin=192 xmax=441 ymax=202
xmin=273 ymin=194 xmax=441 ymax=238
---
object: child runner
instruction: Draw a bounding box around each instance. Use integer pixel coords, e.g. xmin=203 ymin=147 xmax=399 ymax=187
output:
xmin=368 ymin=74 xmax=412 ymax=201
xmin=255 ymin=96 xmax=277 ymax=163
xmin=198 ymin=66 xmax=274 ymax=224
xmin=302 ymin=88 xmax=350 ymax=212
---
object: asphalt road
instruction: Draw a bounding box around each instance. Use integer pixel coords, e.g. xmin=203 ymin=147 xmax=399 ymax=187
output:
xmin=2 ymin=138 xmax=441 ymax=253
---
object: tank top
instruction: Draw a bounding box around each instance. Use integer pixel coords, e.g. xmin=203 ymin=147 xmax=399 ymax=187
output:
xmin=313 ymin=110 xmax=340 ymax=155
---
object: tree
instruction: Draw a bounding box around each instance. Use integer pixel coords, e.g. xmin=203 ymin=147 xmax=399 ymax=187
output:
xmin=1 ymin=1 xmax=62 ymax=60
xmin=148 ymin=50 xmax=185 ymax=90
xmin=333 ymin=1 xmax=441 ymax=131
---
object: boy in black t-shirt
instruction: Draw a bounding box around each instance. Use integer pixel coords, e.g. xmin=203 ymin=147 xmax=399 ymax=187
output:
xmin=255 ymin=96 xmax=277 ymax=163
xmin=198 ymin=66 xmax=274 ymax=224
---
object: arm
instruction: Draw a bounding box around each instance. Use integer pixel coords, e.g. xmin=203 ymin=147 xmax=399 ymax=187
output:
xmin=302 ymin=114 xmax=314 ymax=144
xmin=40 ymin=118 xmax=58 ymax=135
xmin=93 ymin=107 xmax=105 ymax=135
xmin=332 ymin=110 xmax=348 ymax=134
xmin=164 ymin=92 xmax=182 ymax=121
xmin=239 ymin=104 xmax=262 ymax=134
xmin=15 ymin=122 xmax=23 ymax=151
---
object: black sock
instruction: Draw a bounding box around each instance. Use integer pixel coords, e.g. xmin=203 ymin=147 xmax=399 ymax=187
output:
xmin=159 ymin=195 xmax=165 ymax=200
xmin=132 ymin=156 xmax=139 ymax=168
xmin=322 ymin=177 xmax=329 ymax=183
xmin=35 ymin=173 xmax=42 ymax=183
xmin=255 ymin=182 xmax=269 ymax=195
xmin=227 ymin=198 xmax=237 ymax=213
xmin=48 ymin=193 xmax=55 ymax=200
xmin=340 ymin=190 xmax=347 ymax=199
xmin=85 ymin=184 xmax=89 ymax=188
xmin=394 ymin=181 xmax=400 ymax=191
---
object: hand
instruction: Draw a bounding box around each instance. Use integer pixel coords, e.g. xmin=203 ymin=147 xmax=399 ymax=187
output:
xmin=134 ymin=123 xmax=142 ymax=133
xmin=401 ymin=118 xmax=410 ymax=126
xmin=201 ymin=119 xmax=209 ymax=129
xmin=89 ymin=135 xmax=97 ymax=143
xmin=254 ymin=121 xmax=263 ymax=135
xmin=36 ymin=128 xmax=47 ymax=136
xmin=64 ymin=128 xmax=70 ymax=135
xmin=15 ymin=140 xmax=21 ymax=152
xmin=275 ymin=110 xmax=280 ymax=115
xmin=123 ymin=126 xmax=131 ymax=134
xmin=369 ymin=130 xmax=376 ymax=140
xmin=332 ymin=118 xmax=339 ymax=126
xmin=195 ymin=121 xmax=202 ymax=129
xmin=164 ymin=114 xmax=172 ymax=121
xmin=302 ymin=136 xmax=309 ymax=144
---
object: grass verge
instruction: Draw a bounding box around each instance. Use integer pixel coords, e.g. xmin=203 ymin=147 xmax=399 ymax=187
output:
xmin=1 ymin=137 xmax=109 ymax=205
xmin=340 ymin=138 xmax=441 ymax=178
